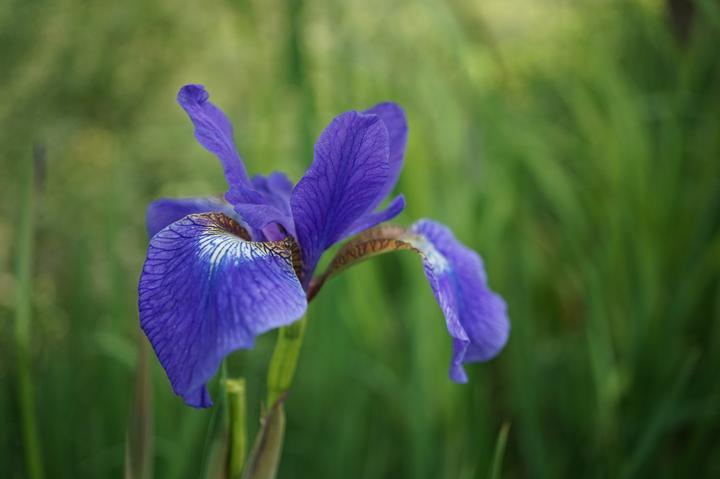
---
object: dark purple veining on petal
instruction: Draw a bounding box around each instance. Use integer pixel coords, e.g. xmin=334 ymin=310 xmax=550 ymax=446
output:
xmin=140 ymin=89 xmax=508 ymax=409
xmin=363 ymin=102 xmax=408 ymax=208
xmin=410 ymin=219 xmax=509 ymax=382
xmin=138 ymin=213 xmax=306 ymax=407
xmin=290 ymin=111 xmax=390 ymax=282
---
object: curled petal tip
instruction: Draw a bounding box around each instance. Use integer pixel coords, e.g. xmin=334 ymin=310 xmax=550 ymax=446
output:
xmin=178 ymin=84 xmax=209 ymax=104
xmin=449 ymin=365 xmax=469 ymax=384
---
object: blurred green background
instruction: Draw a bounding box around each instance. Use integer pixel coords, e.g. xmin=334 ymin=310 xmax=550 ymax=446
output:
xmin=2 ymin=0 xmax=719 ymax=477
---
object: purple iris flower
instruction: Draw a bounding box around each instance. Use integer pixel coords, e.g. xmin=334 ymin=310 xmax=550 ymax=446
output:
xmin=139 ymin=84 xmax=509 ymax=408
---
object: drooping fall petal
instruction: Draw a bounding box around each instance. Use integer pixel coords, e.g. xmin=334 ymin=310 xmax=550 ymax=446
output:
xmin=138 ymin=213 xmax=306 ymax=407
xmin=311 ymin=221 xmax=509 ymax=382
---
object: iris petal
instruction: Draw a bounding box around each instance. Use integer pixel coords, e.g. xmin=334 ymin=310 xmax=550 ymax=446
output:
xmin=291 ymin=110 xmax=390 ymax=280
xmin=409 ymin=219 xmax=509 ymax=382
xmin=178 ymin=85 xmax=295 ymax=236
xmin=251 ymin=171 xmax=293 ymax=217
xmin=363 ymin=102 xmax=408 ymax=207
xmin=232 ymin=204 xmax=294 ymax=241
xmin=341 ymin=194 xmax=405 ymax=239
xmin=146 ymin=196 xmax=241 ymax=238
xmin=177 ymin=85 xmax=251 ymax=191
xmin=138 ymin=213 xmax=307 ymax=407
xmin=247 ymin=171 xmax=295 ymax=239
xmin=336 ymin=102 xmax=409 ymax=240
xmin=311 ymin=221 xmax=509 ymax=382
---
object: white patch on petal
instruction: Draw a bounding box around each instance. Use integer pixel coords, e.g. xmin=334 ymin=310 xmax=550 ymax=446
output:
xmin=194 ymin=232 xmax=273 ymax=281
xmin=404 ymin=235 xmax=450 ymax=274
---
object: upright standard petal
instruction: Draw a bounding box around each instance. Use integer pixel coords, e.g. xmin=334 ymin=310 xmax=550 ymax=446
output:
xmin=342 ymin=194 xmax=406 ymax=239
xmin=310 ymin=221 xmax=509 ymax=382
xmin=146 ymin=196 xmax=240 ymax=238
xmin=232 ymin=204 xmax=294 ymax=242
xmin=363 ymin=102 xmax=408 ymax=207
xmin=291 ymin=111 xmax=390 ymax=280
xmin=409 ymin=220 xmax=509 ymax=382
xmin=177 ymin=84 xmax=251 ymax=192
xmin=138 ymin=213 xmax=307 ymax=407
xmin=338 ymin=102 xmax=409 ymax=240
xmin=251 ymin=172 xmax=294 ymax=217
xmin=247 ymin=172 xmax=296 ymax=240
xmin=177 ymin=86 xmax=294 ymax=237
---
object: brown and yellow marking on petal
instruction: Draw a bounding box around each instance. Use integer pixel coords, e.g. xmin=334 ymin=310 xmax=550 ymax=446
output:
xmin=204 ymin=212 xmax=252 ymax=241
xmin=195 ymin=213 xmax=304 ymax=282
xmin=308 ymin=224 xmax=423 ymax=301
xmin=277 ymin=236 xmax=303 ymax=282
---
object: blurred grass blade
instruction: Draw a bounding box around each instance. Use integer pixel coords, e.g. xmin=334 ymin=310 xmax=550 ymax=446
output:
xmin=621 ymin=353 xmax=699 ymax=478
xmin=488 ymin=422 xmax=511 ymax=479
xmin=14 ymin=145 xmax=45 ymax=479
xmin=241 ymin=398 xmax=286 ymax=479
xmin=697 ymin=0 xmax=720 ymax=32
xmin=226 ymin=378 xmax=248 ymax=479
xmin=124 ymin=336 xmax=154 ymax=479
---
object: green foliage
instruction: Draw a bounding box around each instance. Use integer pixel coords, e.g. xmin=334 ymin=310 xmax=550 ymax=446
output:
xmin=1 ymin=0 xmax=719 ymax=477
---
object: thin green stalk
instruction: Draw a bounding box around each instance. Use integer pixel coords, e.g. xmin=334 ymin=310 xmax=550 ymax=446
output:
xmin=488 ymin=422 xmax=511 ymax=479
xmin=267 ymin=316 xmax=307 ymax=406
xmin=14 ymin=146 xmax=44 ymax=479
xmin=226 ymin=378 xmax=247 ymax=479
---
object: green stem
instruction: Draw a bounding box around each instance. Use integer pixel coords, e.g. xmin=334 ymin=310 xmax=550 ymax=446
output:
xmin=226 ymin=378 xmax=247 ymax=479
xmin=240 ymin=317 xmax=306 ymax=479
xmin=267 ymin=316 xmax=307 ymax=406
xmin=15 ymin=146 xmax=44 ymax=479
